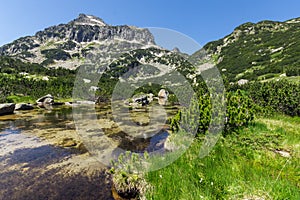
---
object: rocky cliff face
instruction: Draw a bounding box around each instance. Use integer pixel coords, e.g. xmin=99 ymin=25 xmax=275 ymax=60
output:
xmin=0 ymin=14 xmax=157 ymax=69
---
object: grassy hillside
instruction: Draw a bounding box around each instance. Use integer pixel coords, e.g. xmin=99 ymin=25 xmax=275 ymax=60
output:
xmin=146 ymin=114 xmax=300 ymax=199
xmin=195 ymin=18 xmax=300 ymax=82
xmin=0 ymin=56 xmax=76 ymax=103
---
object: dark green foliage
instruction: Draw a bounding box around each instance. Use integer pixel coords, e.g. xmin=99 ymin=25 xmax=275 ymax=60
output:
xmin=41 ymin=58 xmax=55 ymax=66
xmin=198 ymin=93 xmax=212 ymax=132
xmin=0 ymin=56 xmax=75 ymax=102
xmin=170 ymin=111 xmax=181 ymax=132
xmin=134 ymin=83 xmax=161 ymax=96
xmin=171 ymin=89 xmax=255 ymax=135
xmin=41 ymin=48 xmax=71 ymax=61
xmin=238 ymin=80 xmax=300 ymax=116
xmin=286 ymin=66 xmax=300 ymax=76
xmin=225 ymin=90 xmax=255 ymax=131
xmin=57 ymin=40 xmax=77 ymax=50
xmin=72 ymin=53 xmax=80 ymax=58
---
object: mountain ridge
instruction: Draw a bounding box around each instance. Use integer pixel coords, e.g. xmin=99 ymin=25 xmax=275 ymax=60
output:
xmin=193 ymin=17 xmax=300 ymax=82
xmin=0 ymin=14 xmax=157 ymax=69
xmin=0 ymin=14 xmax=299 ymax=83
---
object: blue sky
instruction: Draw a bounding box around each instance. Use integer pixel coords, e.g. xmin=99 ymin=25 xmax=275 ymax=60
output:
xmin=1 ymin=0 xmax=300 ymax=53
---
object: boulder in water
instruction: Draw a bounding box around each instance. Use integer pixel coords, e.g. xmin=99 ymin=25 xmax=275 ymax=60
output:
xmin=15 ymin=103 xmax=34 ymax=110
xmin=36 ymin=94 xmax=54 ymax=104
xmin=158 ymin=89 xmax=169 ymax=99
xmin=0 ymin=103 xmax=15 ymax=115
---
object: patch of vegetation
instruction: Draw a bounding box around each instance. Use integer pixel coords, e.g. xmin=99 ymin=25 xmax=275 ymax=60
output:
xmin=171 ymin=89 xmax=256 ymax=134
xmin=0 ymin=56 xmax=76 ymax=103
xmin=146 ymin=115 xmax=300 ymax=199
xmin=110 ymin=152 xmax=151 ymax=200
xmin=57 ymin=40 xmax=77 ymax=50
xmin=41 ymin=48 xmax=71 ymax=61
xmin=233 ymin=80 xmax=300 ymax=116
xmin=6 ymin=95 xmax=35 ymax=104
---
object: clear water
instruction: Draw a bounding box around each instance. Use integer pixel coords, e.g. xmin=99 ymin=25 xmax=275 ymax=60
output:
xmin=0 ymin=103 xmax=178 ymax=199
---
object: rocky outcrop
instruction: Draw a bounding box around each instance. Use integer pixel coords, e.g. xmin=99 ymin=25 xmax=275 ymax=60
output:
xmin=0 ymin=103 xmax=15 ymax=115
xmin=15 ymin=103 xmax=34 ymax=110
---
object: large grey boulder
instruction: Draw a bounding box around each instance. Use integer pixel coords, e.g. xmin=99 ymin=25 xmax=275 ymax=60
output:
xmin=43 ymin=97 xmax=54 ymax=104
xmin=15 ymin=103 xmax=34 ymax=111
xmin=36 ymin=94 xmax=54 ymax=109
xmin=36 ymin=94 xmax=54 ymax=104
xmin=158 ymin=89 xmax=169 ymax=99
xmin=0 ymin=103 xmax=15 ymax=115
xmin=36 ymin=94 xmax=54 ymax=103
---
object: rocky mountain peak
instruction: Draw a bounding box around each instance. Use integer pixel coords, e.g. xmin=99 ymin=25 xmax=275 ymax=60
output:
xmin=0 ymin=14 xmax=157 ymax=69
xmin=172 ymin=47 xmax=181 ymax=53
xmin=71 ymin=14 xmax=108 ymax=26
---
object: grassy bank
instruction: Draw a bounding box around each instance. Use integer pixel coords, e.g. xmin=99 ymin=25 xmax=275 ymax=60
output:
xmin=146 ymin=114 xmax=300 ymax=199
xmin=4 ymin=95 xmax=73 ymax=104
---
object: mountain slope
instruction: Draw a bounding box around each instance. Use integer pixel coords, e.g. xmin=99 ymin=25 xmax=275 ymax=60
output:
xmin=193 ymin=17 xmax=300 ymax=82
xmin=1 ymin=13 xmax=300 ymax=102
xmin=0 ymin=14 xmax=157 ymax=69
xmin=0 ymin=14 xmax=206 ymax=103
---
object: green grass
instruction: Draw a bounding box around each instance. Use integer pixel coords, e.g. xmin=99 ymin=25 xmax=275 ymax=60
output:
xmin=5 ymin=95 xmax=73 ymax=104
xmin=261 ymin=75 xmax=300 ymax=83
xmin=55 ymin=97 xmax=73 ymax=103
xmin=6 ymin=95 xmax=36 ymax=104
xmin=146 ymin=114 xmax=300 ymax=199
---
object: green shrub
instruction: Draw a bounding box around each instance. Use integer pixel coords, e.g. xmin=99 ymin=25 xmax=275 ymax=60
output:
xmin=240 ymin=80 xmax=300 ymax=116
xmin=225 ymin=90 xmax=255 ymax=131
xmin=170 ymin=89 xmax=255 ymax=135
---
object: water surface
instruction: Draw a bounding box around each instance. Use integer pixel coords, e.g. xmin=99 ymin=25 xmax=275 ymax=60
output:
xmin=0 ymin=102 xmax=178 ymax=199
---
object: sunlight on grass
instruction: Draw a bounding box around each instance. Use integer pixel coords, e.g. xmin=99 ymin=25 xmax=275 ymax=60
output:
xmin=146 ymin=114 xmax=300 ymax=199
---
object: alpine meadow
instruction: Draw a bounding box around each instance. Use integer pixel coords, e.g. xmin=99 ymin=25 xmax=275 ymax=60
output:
xmin=0 ymin=12 xmax=299 ymax=200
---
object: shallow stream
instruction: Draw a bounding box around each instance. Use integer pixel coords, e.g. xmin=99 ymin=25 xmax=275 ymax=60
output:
xmin=0 ymin=102 xmax=178 ymax=199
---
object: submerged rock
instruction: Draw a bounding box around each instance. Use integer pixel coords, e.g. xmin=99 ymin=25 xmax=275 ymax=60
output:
xmin=0 ymin=103 xmax=15 ymax=115
xmin=133 ymin=94 xmax=149 ymax=106
xmin=125 ymin=93 xmax=154 ymax=108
